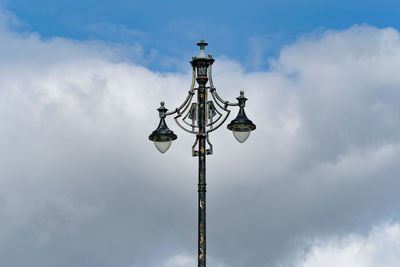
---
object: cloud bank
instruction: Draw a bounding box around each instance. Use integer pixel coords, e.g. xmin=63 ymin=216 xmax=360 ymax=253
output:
xmin=291 ymin=223 xmax=400 ymax=267
xmin=1 ymin=8 xmax=400 ymax=267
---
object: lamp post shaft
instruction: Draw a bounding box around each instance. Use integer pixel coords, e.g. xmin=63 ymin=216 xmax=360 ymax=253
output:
xmin=149 ymin=41 xmax=256 ymax=267
xmin=197 ymin=74 xmax=208 ymax=267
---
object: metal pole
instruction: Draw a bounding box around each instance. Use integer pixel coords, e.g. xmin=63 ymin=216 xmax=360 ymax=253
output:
xmin=197 ymin=73 xmax=207 ymax=267
xmin=149 ymin=40 xmax=255 ymax=267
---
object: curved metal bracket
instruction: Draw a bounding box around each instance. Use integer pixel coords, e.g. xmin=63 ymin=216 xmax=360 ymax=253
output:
xmin=175 ymin=113 xmax=198 ymax=134
xmin=156 ymin=64 xmax=245 ymax=149
xmin=206 ymin=134 xmax=213 ymax=155
xmin=192 ymin=135 xmax=199 ymax=156
xmin=192 ymin=134 xmax=213 ymax=157
xmin=208 ymin=66 xmax=239 ymax=108
xmin=165 ymin=68 xmax=196 ymax=117
xmin=205 ymin=89 xmax=231 ymax=133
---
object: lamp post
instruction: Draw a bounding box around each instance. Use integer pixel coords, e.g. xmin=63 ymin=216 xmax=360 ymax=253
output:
xmin=148 ymin=41 xmax=256 ymax=267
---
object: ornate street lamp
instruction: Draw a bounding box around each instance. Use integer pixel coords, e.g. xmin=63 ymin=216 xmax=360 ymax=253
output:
xmin=148 ymin=40 xmax=256 ymax=267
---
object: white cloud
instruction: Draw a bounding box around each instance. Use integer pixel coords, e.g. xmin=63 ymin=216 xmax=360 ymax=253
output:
xmin=162 ymin=254 xmax=195 ymax=267
xmin=1 ymin=7 xmax=400 ymax=267
xmin=291 ymin=223 xmax=400 ymax=267
xmin=159 ymin=254 xmax=227 ymax=267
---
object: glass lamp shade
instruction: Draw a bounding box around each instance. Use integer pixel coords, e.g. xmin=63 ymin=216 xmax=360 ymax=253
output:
xmin=149 ymin=117 xmax=177 ymax=153
xmin=227 ymin=107 xmax=256 ymax=143
xmin=233 ymin=130 xmax=251 ymax=143
xmin=154 ymin=141 xmax=172 ymax=153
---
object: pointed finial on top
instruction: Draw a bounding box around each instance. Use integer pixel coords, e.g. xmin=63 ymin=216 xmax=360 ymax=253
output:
xmin=196 ymin=40 xmax=208 ymax=58
xmin=197 ymin=40 xmax=208 ymax=47
xmin=157 ymin=101 xmax=168 ymax=118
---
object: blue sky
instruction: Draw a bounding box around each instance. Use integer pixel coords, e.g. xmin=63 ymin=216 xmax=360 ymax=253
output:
xmin=2 ymin=1 xmax=400 ymax=267
xmin=4 ymin=0 xmax=400 ymax=70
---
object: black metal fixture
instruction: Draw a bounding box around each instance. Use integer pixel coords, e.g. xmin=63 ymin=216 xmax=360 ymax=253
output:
xmin=227 ymin=90 xmax=256 ymax=143
xmin=148 ymin=102 xmax=178 ymax=153
xmin=148 ymin=40 xmax=256 ymax=266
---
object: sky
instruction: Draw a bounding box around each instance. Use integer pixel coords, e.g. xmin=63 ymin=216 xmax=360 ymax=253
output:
xmin=3 ymin=0 xmax=400 ymax=71
xmin=1 ymin=1 xmax=400 ymax=267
